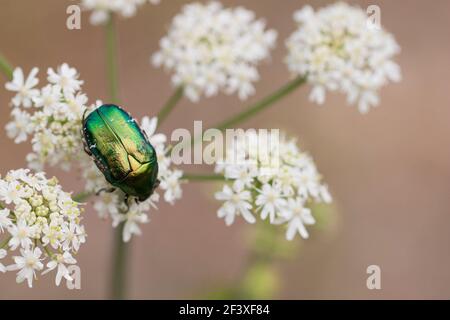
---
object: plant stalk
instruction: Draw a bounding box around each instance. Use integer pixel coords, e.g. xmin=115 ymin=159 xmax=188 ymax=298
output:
xmin=106 ymin=15 xmax=119 ymax=104
xmin=105 ymin=13 xmax=128 ymax=300
xmin=182 ymin=173 xmax=225 ymax=181
xmin=215 ymin=76 xmax=306 ymax=130
xmin=110 ymin=223 xmax=128 ymax=299
xmin=187 ymin=76 xmax=306 ymax=149
xmin=157 ymin=86 xmax=184 ymax=127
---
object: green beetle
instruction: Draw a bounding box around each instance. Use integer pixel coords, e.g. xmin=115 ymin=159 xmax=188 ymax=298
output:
xmin=82 ymin=104 xmax=159 ymax=205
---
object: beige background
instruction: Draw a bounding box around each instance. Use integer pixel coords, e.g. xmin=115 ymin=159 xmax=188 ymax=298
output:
xmin=0 ymin=0 xmax=450 ymax=299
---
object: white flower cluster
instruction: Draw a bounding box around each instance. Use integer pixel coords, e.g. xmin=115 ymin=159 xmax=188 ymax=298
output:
xmin=214 ymin=131 xmax=331 ymax=241
xmin=5 ymin=64 xmax=87 ymax=171
xmin=5 ymin=65 xmax=183 ymax=243
xmin=83 ymin=116 xmax=183 ymax=242
xmin=81 ymin=0 xmax=161 ymax=25
xmin=285 ymin=2 xmax=401 ymax=113
xmin=152 ymin=1 xmax=277 ymax=102
xmin=0 ymin=169 xmax=85 ymax=288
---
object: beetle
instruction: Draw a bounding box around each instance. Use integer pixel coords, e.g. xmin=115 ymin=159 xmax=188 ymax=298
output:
xmin=82 ymin=104 xmax=159 ymax=208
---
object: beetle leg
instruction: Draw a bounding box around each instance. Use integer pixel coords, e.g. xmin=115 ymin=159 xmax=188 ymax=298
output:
xmin=143 ymin=130 xmax=150 ymax=141
xmin=95 ymin=187 xmax=116 ymax=196
xmin=153 ymin=179 xmax=161 ymax=191
xmin=83 ymin=145 xmax=92 ymax=156
xmin=82 ymin=108 xmax=89 ymax=123
xmin=81 ymin=131 xmax=93 ymax=156
xmin=122 ymin=195 xmax=130 ymax=213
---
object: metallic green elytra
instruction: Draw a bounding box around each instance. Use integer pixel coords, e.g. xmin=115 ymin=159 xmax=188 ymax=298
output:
xmin=82 ymin=104 xmax=159 ymax=202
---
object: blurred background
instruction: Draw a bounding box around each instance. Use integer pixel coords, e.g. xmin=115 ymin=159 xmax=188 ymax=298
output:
xmin=1 ymin=0 xmax=450 ymax=299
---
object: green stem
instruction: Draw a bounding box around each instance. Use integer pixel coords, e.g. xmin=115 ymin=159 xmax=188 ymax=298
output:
xmin=0 ymin=52 xmax=13 ymax=81
xmin=105 ymin=14 xmax=119 ymax=104
xmin=215 ymin=76 xmax=306 ymax=130
xmin=110 ymin=223 xmax=128 ymax=300
xmin=41 ymin=241 xmax=55 ymax=259
xmin=157 ymin=86 xmax=184 ymax=127
xmin=105 ymin=13 xmax=128 ymax=300
xmin=182 ymin=173 xmax=225 ymax=181
xmin=72 ymin=191 xmax=93 ymax=203
xmin=0 ymin=236 xmax=11 ymax=249
xmin=187 ymin=76 xmax=306 ymax=149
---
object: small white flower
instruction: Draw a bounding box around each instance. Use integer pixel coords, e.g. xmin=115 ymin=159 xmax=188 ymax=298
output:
xmin=111 ymin=202 xmax=150 ymax=243
xmin=5 ymin=67 xmax=39 ymax=108
xmin=122 ymin=210 xmax=149 ymax=243
xmin=0 ymin=180 xmax=28 ymax=205
xmin=0 ymin=249 xmax=6 ymax=273
xmin=285 ymin=3 xmax=401 ymax=113
xmin=5 ymin=108 xmax=32 ymax=143
xmin=8 ymin=219 xmax=36 ymax=250
xmin=152 ymin=1 xmax=277 ymax=102
xmin=159 ymin=170 xmax=183 ymax=205
xmin=33 ymin=84 xmax=62 ymax=109
xmin=41 ymin=224 xmax=62 ymax=250
xmin=141 ymin=116 xmax=166 ymax=147
xmin=42 ymin=252 xmax=77 ymax=286
xmin=47 ymin=63 xmax=83 ymax=95
xmin=94 ymin=192 xmax=121 ymax=219
xmin=255 ymin=183 xmax=287 ymax=223
xmin=282 ymin=198 xmax=315 ymax=241
xmin=215 ymin=184 xmax=255 ymax=226
xmin=223 ymin=163 xmax=258 ymax=190
xmin=6 ymin=247 xmax=44 ymax=288
xmin=0 ymin=208 xmax=12 ymax=232
xmin=61 ymin=222 xmax=86 ymax=252
xmin=63 ymin=92 xmax=88 ymax=121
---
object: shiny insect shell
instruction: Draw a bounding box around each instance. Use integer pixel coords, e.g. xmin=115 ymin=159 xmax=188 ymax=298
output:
xmin=82 ymin=104 xmax=159 ymax=202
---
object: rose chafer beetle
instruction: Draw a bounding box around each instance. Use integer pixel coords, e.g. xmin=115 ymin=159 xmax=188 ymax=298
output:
xmin=82 ymin=104 xmax=159 ymax=207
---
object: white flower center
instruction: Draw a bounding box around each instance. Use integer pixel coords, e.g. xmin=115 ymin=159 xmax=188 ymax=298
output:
xmin=26 ymin=257 xmax=37 ymax=268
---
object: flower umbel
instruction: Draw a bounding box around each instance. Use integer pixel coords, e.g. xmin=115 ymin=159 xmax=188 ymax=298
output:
xmin=5 ymin=64 xmax=90 ymax=171
xmin=285 ymin=3 xmax=401 ymax=113
xmin=214 ymin=131 xmax=331 ymax=240
xmin=0 ymin=169 xmax=85 ymax=288
xmin=152 ymin=1 xmax=277 ymax=102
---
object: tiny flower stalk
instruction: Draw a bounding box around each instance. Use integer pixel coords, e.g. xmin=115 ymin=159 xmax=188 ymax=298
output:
xmin=215 ymin=76 xmax=306 ymax=131
xmin=184 ymin=76 xmax=306 ymax=150
xmin=182 ymin=173 xmax=225 ymax=182
xmin=156 ymin=86 xmax=184 ymax=128
xmin=0 ymin=52 xmax=13 ymax=81
xmin=72 ymin=191 xmax=93 ymax=203
xmin=0 ymin=236 xmax=12 ymax=250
